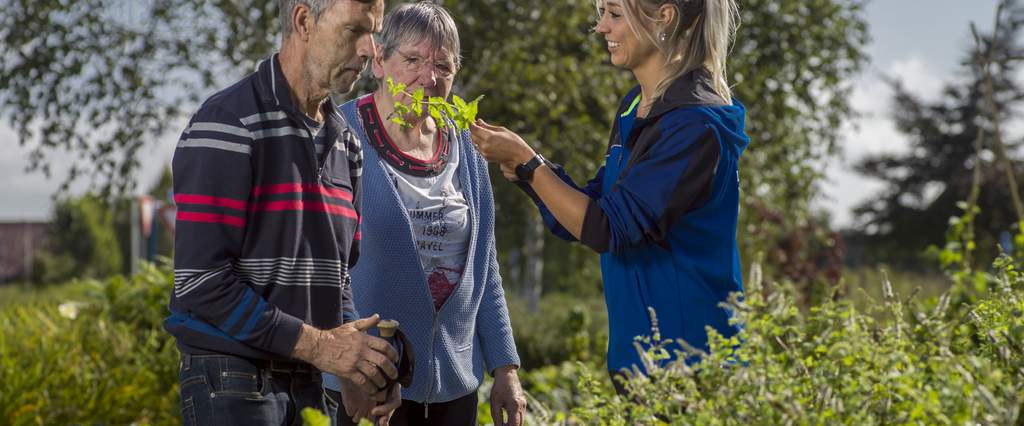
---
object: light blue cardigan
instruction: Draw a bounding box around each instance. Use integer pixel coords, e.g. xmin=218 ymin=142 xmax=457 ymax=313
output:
xmin=324 ymin=97 xmax=520 ymax=403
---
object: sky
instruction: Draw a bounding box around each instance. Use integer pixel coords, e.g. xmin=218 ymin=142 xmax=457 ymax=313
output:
xmin=820 ymin=1 xmax=1002 ymax=226
xmin=0 ymin=1 xmax=1008 ymax=227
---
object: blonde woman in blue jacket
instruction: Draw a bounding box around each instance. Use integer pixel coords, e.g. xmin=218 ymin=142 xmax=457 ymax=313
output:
xmin=324 ymin=3 xmax=525 ymax=426
xmin=473 ymin=0 xmax=747 ymax=395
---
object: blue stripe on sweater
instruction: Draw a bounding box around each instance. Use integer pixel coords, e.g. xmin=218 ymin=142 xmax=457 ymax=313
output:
xmin=166 ymin=310 xmax=235 ymax=340
xmin=236 ymin=296 xmax=266 ymax=340
xmin=221 ymin=288 xmax=254 ymax=333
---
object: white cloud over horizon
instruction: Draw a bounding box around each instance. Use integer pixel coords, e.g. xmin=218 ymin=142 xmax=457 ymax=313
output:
xmin=822 ymin=56 xmax=959 ymax=228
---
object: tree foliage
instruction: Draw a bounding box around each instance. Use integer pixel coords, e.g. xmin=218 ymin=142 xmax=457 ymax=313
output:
xmin=32 ymin=195 xmax=122 ymax=283
xmin=0 ymin=0 xmax=277 ymax=194
xmin=0 ymin=0 xmax=869 ymax=298
xmin=850 ymin=0 xmax=1024 ymax=268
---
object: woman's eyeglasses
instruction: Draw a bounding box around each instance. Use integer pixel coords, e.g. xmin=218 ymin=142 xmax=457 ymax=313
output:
xmin=395 ymin=51 xmax=457 ymax=80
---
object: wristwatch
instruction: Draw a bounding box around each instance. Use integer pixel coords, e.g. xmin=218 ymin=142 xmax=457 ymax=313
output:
xmin=515 ymin=154 xmax=547 ymax=183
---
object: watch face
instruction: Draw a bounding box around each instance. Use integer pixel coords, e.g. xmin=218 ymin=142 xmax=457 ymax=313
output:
xmin=515 ymin=163 xmax=530 ymax=181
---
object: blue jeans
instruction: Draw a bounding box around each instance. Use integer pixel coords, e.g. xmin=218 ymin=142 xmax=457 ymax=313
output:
xmin=178 ymin=354 xmax=338 ymax=426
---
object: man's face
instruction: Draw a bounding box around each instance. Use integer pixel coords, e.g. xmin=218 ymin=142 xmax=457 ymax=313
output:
xmin=306 ymin=0 xmax=384 ymax=96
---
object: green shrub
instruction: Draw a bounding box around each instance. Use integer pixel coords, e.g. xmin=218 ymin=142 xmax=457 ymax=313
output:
xmin=0 ymin=262 xmax=178 ymax=425
xmin=31 ymin=195 xmax=123 ymax=284
xmin=506 ymin=292 xmax=609 ymax=369
xmin=4 ymin=241 xmax=1022 ymax=425
xmin=563 ymin=257 xmax=1024 ymax=425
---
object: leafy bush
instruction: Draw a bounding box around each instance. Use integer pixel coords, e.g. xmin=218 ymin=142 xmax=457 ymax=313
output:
xmin=506 ymin=292 xmax=608 ymax=368
xmin=31 ymin=195 xmax=123 ymax=284
xmin=0 ymin=262 xmax=178 ymax=425
xmin=4 ymin=238 xmax=1023 ymax=425
xmin=561 ymin=256 xmax=1024 ymax=425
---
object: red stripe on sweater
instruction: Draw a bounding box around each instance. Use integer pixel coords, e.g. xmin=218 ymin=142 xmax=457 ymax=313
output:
xmin=173 ymin=194 xmax=248 ymax=210
xmin=251 ymin=183 xmax=352 ymax=202
xmin=177 ymin=211 xmax=246 ymax=228
xmin=251 ymin=200 xmax=358 ymax=219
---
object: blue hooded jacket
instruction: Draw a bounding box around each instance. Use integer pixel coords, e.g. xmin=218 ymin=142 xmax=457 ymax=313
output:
xmin=522 ymin=69 xmax=750 ymax=372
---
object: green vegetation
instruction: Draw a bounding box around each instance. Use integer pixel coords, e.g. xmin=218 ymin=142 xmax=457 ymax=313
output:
xmin=4 ymin=241 xmax=1021 ymax=425
xmin=31 ymin=195 xmax=123 ymax=284
xmin=385 ymin=77 xmax=483 ymax=130
xmin=0 ymin=263 xmax=178 ymax=425
xmin=2 ymin=1 xmax=1023 ymax=424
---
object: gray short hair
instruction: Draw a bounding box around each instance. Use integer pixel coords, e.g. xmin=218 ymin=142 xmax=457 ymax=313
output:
xmin=279 ymin=0 xmax=336 ymax=37
xmin=378 ymin=2 xmax=461 ymax=68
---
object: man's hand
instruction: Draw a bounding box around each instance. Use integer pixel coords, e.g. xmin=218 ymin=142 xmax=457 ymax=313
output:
xmin=291 ymin=314 xmax=399 ymax=396
xmin=490 ymin=365 xmax=527 ymax=426
xmin=339 ymin=378 xmax=377 ymax=423
xmin=371 ymin=384 xmax=402 ymax=426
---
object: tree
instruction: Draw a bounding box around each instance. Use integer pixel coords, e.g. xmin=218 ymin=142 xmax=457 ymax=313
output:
xmin=729 ymin=0 xmax=867 ymax=301
xmin=32 ymin=195 xmax=123 ymax=283
xmin=0 ymin=0 xmax=278 ymax=195
xmin=1 ymin=0 xmax=869 ymax=302
xmin=849 ymin=0 xmax=1024 ymax=268
xmin=438 ymin=0 xmax=631 ymax=308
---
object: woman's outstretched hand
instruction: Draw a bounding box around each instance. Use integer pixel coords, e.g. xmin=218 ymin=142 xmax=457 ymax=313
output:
xmin=469 ymin=119 xmax=537 ymax=175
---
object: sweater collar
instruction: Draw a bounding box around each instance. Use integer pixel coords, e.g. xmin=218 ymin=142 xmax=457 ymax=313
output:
xmin=255 ymin=53 xmax=339 ymax=122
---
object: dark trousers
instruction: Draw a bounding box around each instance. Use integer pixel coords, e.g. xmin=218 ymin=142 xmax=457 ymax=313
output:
xmin=611 ymin=370 xmax=630 ymax=396
xmin=329 ymin=388 xmax=478 ymax=426
xmin=178 ymin=354 xmax=337 ymax=426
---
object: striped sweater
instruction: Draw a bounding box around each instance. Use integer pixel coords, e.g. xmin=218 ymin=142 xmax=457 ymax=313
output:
xmin=165 ymin=54 xmax=363 ymax=360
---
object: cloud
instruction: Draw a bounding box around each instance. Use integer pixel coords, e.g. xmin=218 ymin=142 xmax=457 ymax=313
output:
xmin=886 ymin=57 xmax=947 ymax=104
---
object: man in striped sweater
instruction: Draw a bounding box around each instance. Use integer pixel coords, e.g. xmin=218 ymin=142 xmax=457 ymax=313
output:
xmin=167 ymin=1 xmax=400 ymax=424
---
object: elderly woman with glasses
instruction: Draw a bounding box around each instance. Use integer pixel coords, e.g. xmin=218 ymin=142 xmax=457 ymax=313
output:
xmin=324 ymin=3 xmax=526 ymax=426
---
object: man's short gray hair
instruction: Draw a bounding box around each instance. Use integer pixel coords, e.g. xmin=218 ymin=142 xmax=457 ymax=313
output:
xmin=378 ymin=2 xmax=461 ymax=68
xmin=279 ymin=0 xmax=336 ymax=37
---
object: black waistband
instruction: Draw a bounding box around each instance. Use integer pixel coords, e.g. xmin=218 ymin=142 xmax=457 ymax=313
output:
xmin=250 ymin=358 xmax=316 ymax=374
xmin=182 ymin=353 xmax=316 ymax=374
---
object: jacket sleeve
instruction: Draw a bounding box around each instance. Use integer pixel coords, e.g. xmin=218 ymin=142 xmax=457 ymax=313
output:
xmin=475 ymin=153 xmax=521 ymax=373
xmin=171 ymin=104 xmax=305 ymax=356
xmin=579 ymin=115 xmax=721 ymax=253
xmin=515 ymin=163 xmax=605 ymax=242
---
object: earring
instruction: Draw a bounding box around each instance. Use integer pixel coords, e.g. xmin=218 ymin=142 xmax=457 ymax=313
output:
xmin=659 ymin=32 xmax=668 ymax=42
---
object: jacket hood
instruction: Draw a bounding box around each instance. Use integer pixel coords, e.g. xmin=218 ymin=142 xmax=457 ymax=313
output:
xmin=646 ymin=68 xmax=750 ymax=155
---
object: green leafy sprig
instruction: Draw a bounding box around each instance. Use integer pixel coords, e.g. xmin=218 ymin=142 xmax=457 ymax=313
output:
xmin=385 ymin=77 xmax=483 ymax=131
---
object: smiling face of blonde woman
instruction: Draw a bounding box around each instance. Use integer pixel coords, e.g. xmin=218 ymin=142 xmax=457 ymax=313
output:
xmin=594 ymin=0 xmax=661 ymax=71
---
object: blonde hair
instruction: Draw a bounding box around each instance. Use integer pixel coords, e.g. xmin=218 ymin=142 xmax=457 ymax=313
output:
xmin=596 ymin=0 xmax=739 ymax=102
